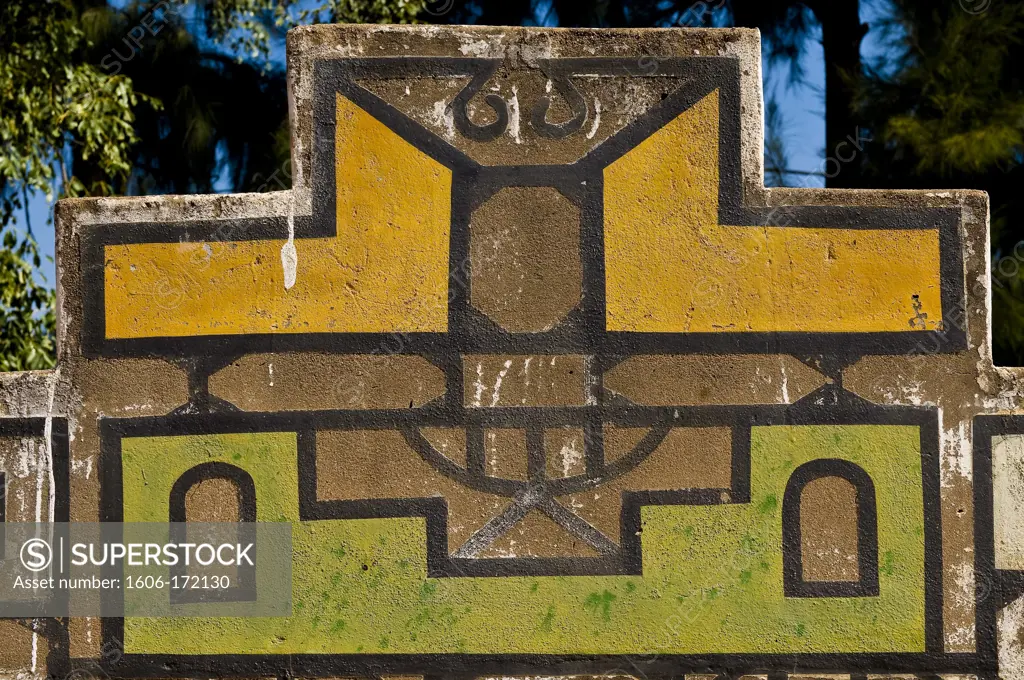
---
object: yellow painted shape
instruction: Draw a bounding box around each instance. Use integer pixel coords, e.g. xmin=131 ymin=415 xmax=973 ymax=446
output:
xmin=604 ymin=90 xmax=944 ymax=333
xmin=104 ymin=94 xmax=451 ymax=338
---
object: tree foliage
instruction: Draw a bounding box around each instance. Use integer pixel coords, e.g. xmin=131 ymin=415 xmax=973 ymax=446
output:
xmin=0 ymin=0 xmax=151 ymax=205
xmin=850 ymin=0 xmax=1024 ymax=363
xmin=3 ymin=0 xmax=1024 ymax=367
xmin=197 ymin=0 xmax=427 ymax=62
xmin=856 ymin=1 xmax=1024 ymax=176
xmin=0 ymin=0 xmax=424 ymax=371
xmin=75 ymin=1 xmax=289 ymax=195
xmin=0 ymin=229 xmax=55 ymax=371
xmin=0 ymin=0 xmax=150 ymax=370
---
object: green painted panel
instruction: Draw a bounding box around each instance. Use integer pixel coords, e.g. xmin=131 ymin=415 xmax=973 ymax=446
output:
xmin=122 ymin=425 xmax=925 ymax=655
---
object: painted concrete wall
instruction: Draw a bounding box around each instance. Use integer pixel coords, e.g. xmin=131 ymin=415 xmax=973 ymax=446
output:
xmin=0 ymin=23 xmax=1018 ymax=680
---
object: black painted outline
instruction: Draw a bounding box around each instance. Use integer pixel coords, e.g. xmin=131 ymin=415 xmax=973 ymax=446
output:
xmin=0 ymin=470 xmax=5 ymax=561
xmin=782 ymin=459 xmax=879 ymax=597
xmin=168 ymin=461 xmax=257 ymax=523
xmin=86 ymin=400 xmax=964 ymax=675
xmin=451 ymin=60 xmax=509 ymax=141
xmin=167 ymin=462 xmax=257 ymax=604
xmin=80 ymin=56 xmax=966 ymax=359
xmin=0 ymin=417 xmax=71 ymax=617
xmin=531 ymin=59 xmax=589 ymax=138
xmin=67 ymin=53 xmax=976 ymax=676
xmin=970 ymin=415 xmax=1024 ymax=678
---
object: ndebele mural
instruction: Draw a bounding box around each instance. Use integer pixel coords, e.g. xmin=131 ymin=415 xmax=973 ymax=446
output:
xmin=1 ymin=23 xmax=1022 ymax=680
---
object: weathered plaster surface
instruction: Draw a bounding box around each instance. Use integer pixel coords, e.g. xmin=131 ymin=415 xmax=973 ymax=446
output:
xmin=1 ymin=23 xmax=1020 ymax=680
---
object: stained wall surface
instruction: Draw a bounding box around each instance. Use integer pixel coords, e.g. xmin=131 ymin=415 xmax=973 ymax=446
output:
xmin=0 ymin=23 xmax=1020 ymax=680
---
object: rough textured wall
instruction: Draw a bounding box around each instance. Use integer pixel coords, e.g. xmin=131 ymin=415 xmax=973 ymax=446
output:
xmin=0 ymin=23 xmax=1020 ymax=680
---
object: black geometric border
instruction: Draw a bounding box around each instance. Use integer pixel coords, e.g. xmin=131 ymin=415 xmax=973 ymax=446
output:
xmin=80 ymin=56 xmax=967 ymax=360
xmin=0 ymin=417 xmax=71 ymax=616
xmin=84 ymin=399 xmax=977 ymax=675
xmin=971 ymin=415 xmax=1024 ymax=678
xmin=66 ymin=52 xmax=981 ymax=678
xmin=167 ymin=461 xmax=258 ymax=604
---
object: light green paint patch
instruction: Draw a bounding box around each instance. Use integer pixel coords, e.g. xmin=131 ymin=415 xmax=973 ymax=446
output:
xmin=121 ymin=431 xmax=299 ymax=523
xmin=123 ymin=425 xmax=926 ymax=656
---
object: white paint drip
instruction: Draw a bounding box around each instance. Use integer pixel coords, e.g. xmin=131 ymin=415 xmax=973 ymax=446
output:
xmin=947 ymin=561 xmax=976 ymax=649
xmin=457 ymin=39 xmax=494 ymax=57
xmin=521 ymin=357 xmax=533 ymax=404
xmin=508 ymin=86 xmax=521 ymax=144
xmin=490 ymin=360 xmax=513 ymax=407
xmin=1000 ymin=592 xmax=1024 ymax=677
xmin=281 ymin=204 xmax=298 ymax=290
xmin=430 ymin=100 xmax=457 ymax=141
xmin=71 ymin=456 xmax=94 ymax=481
xmin=32 ymin=368 xmax=59 ymax=675
xmin=486 ymin=431 xmax=497 ymax=473
xmin=473 ymin=362 xmax=485 ymax=407
xmin=16 ymin=440 xmax=31 ymax=477
xmin=939 ymin=410 xmax=973 ymax=488
xmin=34 ymin=440 xmax=43 ymax=524
xmin=779 ymin=362 xmax=790 ymax=404
xmin=584 ymin=355 xmax=598 ymax=407
xmin=558 ymin=436 xmax=583 ymax=477
xmin=269 ymin=363 xmax=275 ymax=387
xmin=585 ymin=98 xmax=601 ymax=140
xmin=45 ymin=368 xmax=58 ymax=523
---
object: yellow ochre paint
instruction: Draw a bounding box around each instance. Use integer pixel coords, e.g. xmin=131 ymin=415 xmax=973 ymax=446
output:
xmin=603 ymin=90 xmax=944 ymax=333
xmin=103 ymin=94 xmax=452 ymax=338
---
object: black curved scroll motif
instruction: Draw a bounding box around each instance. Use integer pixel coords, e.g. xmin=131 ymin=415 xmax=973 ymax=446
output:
xmin=452 ymin=60 xmax=509 ymax=142
xmin=169 ymin=462 xmax=257 ymax=603
xmin=782 ymin=459 xmax=879 ymax=598
xmin=531 ymin=60 xmax=588 ymax=138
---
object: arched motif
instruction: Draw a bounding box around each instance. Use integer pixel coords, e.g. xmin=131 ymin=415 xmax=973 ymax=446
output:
xmin=169 ymin=462 xmax=256 ymax=523
xmin=782 ymin=459 xmax=879 ymax=597
xmin=168 ymin=462 xmax=257 ymax=603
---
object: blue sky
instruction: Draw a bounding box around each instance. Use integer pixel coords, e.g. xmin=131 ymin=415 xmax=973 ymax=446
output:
xmin=18 ymin=2 xmax=895 ymax=289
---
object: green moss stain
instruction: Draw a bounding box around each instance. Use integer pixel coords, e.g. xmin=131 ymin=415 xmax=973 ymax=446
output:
xmin=583 ymin=590 xmax=617 ymax=621
xmin=539 ymin=605 xmax=556 ymax=632
xmin=122 ymin=425 xmax=927 ymax=656
xmin=881 ymin=550 xmax=897 ymax=576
